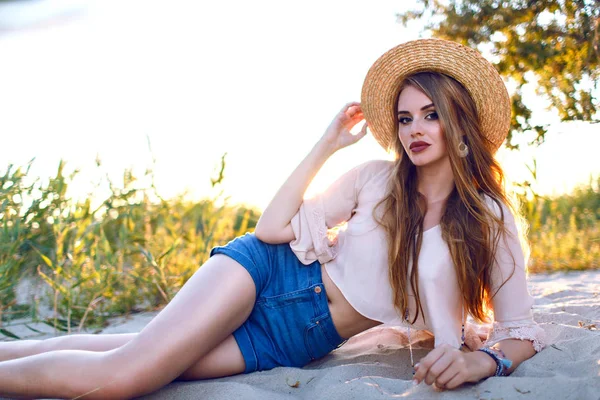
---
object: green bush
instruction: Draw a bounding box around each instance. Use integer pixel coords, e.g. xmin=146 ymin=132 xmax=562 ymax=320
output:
xmin=0 ymin=157 xmax=258 ymax=336
xmin=517 ymin=176 xmax=600 ymax=273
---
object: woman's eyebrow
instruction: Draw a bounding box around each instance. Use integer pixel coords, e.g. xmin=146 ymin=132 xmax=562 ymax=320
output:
xmin=397 ymin=103 xmax=435 ymax=115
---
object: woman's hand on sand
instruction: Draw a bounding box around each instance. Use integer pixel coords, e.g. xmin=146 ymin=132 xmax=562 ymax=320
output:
xmin=412 ymin=344 xmax=490 ymax=390
xmin=320 ymin=102 xmax=368 ymax=153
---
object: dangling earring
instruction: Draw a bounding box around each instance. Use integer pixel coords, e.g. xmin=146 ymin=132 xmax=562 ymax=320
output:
xmin=458 ymin=141 xmax=469 ymax=158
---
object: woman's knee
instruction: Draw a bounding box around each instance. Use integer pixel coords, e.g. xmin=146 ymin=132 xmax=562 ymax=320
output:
xmin=71 ymin=350 xmax=164 ymax=400
xmin=40 ymin=335 xmax=73 ymax=352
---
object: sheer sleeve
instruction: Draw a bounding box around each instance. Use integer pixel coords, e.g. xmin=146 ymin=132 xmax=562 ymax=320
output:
xmin=483 ymin=198 xmax=547 ymax=352
xmin=290 ymin=160 xmax=384 ymax=265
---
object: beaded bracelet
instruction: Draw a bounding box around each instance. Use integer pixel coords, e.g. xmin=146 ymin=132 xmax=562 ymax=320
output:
xmin=477 ymin=347 xmax=513 ymax=377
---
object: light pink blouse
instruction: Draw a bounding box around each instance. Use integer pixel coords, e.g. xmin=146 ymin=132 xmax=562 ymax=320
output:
xmin=290 ymin=160 xmax=546 ymax=351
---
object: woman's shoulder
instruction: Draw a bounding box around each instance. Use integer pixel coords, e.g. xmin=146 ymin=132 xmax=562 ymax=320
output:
xmin=354 ymin=159 xmax=394 ymax=177
xmin=351 ymin=159 xmax=394 ymax=188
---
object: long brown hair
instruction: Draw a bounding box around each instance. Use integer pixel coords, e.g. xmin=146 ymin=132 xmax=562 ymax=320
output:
xmin=374 ymin=72 xmax=525 ymax=324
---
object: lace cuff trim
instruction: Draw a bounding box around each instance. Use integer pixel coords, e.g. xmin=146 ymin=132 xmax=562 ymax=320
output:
xmin=485 ymin=320 xmax=547 ymax=352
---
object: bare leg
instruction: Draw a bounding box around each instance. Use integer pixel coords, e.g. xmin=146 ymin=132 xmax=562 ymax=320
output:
xmin=0 ymin=333 xmax=137 ymax=362
xmin=0 ymin=332 xmax=245 ymax=380
xmin=0 ymin=254 xmax=256 ymax=399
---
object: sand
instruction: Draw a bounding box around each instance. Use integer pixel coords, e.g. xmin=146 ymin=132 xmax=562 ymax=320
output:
xmin=4 ymin=270 xmax=599 ymax=400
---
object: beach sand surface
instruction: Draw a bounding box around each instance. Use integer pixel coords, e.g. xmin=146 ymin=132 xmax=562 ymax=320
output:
xmin=3 ymin=270 xmax=599 ymax=400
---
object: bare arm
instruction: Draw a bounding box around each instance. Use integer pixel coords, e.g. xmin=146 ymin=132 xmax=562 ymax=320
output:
xmin=465 ymin=338 xmax=536 ymax=382
xmin=414 ymin=338 xmax=536 ymax=389
xmin=254 ymin=102 xmax=368 ymax=244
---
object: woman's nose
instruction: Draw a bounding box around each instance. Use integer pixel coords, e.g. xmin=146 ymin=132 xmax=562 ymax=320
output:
xmin=410 ymin=118 xmax=423 ymax=137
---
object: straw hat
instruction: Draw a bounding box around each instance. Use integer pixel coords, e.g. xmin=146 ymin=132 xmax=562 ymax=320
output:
xmin=361 ymin=38 xmax=511 ymax=153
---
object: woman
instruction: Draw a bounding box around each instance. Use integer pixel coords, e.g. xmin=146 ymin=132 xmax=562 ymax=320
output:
xmin=0 ymin=39 xmax=545 ymax=399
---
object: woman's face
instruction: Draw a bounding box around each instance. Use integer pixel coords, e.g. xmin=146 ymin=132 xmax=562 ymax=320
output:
xmin=396 ymin=85 xmax=448 ymax=168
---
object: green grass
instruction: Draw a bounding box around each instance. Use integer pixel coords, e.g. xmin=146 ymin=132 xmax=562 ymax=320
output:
xmin=0 ymin=157 xmax=259 ymax=337
xmin=0 ymin=157 xmax=597 ymax=338
xmin=516 ymin=176 xmax=600 ymax=273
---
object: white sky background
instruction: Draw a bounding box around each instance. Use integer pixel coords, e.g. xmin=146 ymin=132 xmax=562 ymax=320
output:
xmin=0 ymin=0 xmax=598 ymax=210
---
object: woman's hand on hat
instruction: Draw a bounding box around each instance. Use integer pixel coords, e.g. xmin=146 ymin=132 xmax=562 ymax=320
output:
xmin=320 ymin=102 xmax=368 ymax=153
xmin=412 ymin=343 xmax=485 ymax=390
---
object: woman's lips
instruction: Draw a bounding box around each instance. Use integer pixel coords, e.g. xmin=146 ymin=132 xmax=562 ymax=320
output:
xmin=410 ymin=141 xmax=430 ymax=153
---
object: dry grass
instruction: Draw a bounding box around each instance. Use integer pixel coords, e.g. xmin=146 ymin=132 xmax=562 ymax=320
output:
xmin=0 ymin=158 xmax=597 ymax=338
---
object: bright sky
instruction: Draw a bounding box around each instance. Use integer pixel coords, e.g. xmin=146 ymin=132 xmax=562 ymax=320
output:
xmin=0 ymin=0 xmax=598 ymax=210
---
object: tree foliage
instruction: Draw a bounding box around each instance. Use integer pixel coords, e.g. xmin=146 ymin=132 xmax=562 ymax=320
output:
xmin=397 ymin=0 xmax=599 ymax=148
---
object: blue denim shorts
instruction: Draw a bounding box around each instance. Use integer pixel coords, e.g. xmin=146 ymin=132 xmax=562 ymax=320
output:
xmin=210 ymin=233 xmax=346 ymax=373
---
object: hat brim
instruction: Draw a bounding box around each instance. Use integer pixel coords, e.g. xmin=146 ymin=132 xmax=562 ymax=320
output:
xmin=361 ymin=39 xmax=511 ymax=153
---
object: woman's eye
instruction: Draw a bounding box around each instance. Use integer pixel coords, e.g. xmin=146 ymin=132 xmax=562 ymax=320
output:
xmin=425 ymin=112 xmax=439 ymax=120
xmin=398 ymin=117 xmax=411 ymax=125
